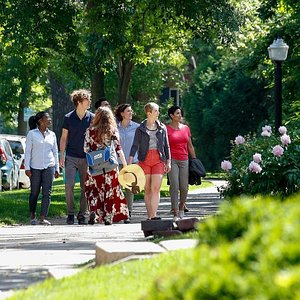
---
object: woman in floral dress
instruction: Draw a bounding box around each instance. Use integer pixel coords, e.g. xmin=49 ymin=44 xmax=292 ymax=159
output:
xmin=84 ymin=106 xmax=129 ymax=225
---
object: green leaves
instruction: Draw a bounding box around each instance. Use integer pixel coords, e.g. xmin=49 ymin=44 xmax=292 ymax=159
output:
xmin=0 ymin=0 xmax=79 ymax=129
xmin=147 ymin=195 xmax=300 ymax=299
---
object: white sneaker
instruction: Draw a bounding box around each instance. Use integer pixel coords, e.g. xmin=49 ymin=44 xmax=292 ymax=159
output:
xmin=179 ymin=210 xmax=184 ymax=219
xmin=39 ymin=219 xmax=51 ymax=225
xmin=173 ymin=216 xmax=180 ymax=222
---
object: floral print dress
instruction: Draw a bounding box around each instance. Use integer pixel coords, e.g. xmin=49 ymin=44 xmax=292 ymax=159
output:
xmin=84 ymin=127 xmax=129 ymax=224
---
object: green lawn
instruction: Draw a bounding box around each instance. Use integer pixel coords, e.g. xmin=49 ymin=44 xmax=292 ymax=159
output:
xmin=0 ymin=176 xmax=213 ymax=226
xmin=8 ymin=248 xmax=194 ymax=300
xmin=0 ymin=178 xmax=75 ymax=225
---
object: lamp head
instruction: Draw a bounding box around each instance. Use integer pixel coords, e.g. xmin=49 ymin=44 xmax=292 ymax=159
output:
xmin=268 ymin=38 xmax=289 ymax=61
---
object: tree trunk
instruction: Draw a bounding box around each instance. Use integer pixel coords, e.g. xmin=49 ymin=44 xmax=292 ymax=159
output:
xmin=17 ymin=79 xmax=30 ymax=135
xmin=117 ymin=59 xmax=134 ymax=104
xmin=49 ymin=72 xmax=73 ymax=142
xmin=91 ymin=70 xmax=105 ymax=108
xmin=87 ymin=1 xmax=105 ymax=107
xmin=17 ymin=102 xmax=27 ymax=135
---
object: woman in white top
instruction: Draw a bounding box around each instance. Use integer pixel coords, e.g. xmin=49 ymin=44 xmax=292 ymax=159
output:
xmin=25 ymin=111 xmax=59 ymax=225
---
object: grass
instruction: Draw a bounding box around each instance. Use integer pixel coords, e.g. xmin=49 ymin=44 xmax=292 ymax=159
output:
xmin=8 ymin=248 xmax=195 ymax=300
xmin=0 ymin=178 xmax=73 ymax=226
xmin=2 ymin=176 xmax=214 ymax=298
xmin=205 ymin=172 xmax=225 ymax=179
xmin=0 ymin=176 xmax=213 ymax=226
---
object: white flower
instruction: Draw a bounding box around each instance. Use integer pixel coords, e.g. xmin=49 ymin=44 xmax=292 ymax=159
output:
xmin=278 ymin=126 xmax=287 ymax=135
xmin=248 ymin=161 xmax=262 ymax=173
xmin=261 ymin=130 xmax=271 ymax=137
xmin=272 ymin=145 xmax=284 ymax=157
xmin=221 ymin=160 xmax=232 ymax=172
xmin=253 ymin=153 xmax=262 ymax=163
xmin=262 ymin=125 xmax=272 ymax=133
xmin=281 ymin=134 xmax=291 ymax=146
xmin=235 ymin=135 xmax=245 ymax=145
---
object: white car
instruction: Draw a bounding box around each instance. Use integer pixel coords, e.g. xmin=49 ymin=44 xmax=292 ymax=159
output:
xmin=0 ymin=134 xmax=30 ymax=189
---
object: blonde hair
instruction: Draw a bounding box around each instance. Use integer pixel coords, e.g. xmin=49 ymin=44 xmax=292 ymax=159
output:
xmin=70 ymin=89 xmax=91 ymax=107
xmin=144 ymin=102 xmax=159 ymax=115
xmin=92 ymin=106 xmax=117 ymax=144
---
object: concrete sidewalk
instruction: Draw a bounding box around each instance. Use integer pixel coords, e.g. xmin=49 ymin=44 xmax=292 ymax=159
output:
xmin=0 ymin=179 xmax=225 ymax=299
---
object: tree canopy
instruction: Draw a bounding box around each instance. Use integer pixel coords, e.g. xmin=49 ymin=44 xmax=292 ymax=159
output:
xmin=1 ymin=0 xmax=299 ymax=174
xmin=0 ymin=0 xmax=78 ymax=133
xmin=183 ymin=0 xmax=300 ymax=170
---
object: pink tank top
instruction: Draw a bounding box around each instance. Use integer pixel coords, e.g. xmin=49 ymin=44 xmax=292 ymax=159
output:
xmin=167 ymin=124 xmax=191 ymax=160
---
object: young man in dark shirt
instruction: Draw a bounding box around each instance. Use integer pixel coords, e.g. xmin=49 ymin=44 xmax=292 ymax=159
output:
xmin=60 ymin=89 xmax=94 ymax=225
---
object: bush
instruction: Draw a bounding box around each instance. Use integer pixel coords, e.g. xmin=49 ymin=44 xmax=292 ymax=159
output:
xmin=219 ymin=125 xmax=300 ymax=198
xmin=146 ymin=195 xmax=300 ymax=299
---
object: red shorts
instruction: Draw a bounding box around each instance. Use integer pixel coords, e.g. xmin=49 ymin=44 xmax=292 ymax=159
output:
xmin=139 ymin=149 xmax=165 ymax=175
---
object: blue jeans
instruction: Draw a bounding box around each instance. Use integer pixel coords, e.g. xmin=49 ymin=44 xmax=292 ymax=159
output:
xmin=29 ymin=167 xmax=55 ymax=217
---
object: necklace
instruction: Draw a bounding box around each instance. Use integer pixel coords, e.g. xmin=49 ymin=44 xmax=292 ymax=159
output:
xmin=147 ymin=122 xmax=156 ymax=129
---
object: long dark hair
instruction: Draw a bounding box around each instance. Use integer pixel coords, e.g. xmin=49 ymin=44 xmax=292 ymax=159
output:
xmin=28 ymin=111 xmax=47 ymax=130
xmin=114 ymin=103 xmax=131 ymax=122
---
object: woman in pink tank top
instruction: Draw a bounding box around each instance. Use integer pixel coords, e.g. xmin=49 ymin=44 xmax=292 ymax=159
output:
xmin=166 ymin=106 xmax=196 ymax=220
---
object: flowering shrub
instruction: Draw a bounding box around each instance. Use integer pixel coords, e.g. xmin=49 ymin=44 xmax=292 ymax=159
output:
xmin=220 ymin=126 xmax=300 ymax=198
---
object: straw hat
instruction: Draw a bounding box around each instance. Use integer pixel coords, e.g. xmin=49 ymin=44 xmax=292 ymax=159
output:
xmin=119 ymin=164 xmax=146 ymax=194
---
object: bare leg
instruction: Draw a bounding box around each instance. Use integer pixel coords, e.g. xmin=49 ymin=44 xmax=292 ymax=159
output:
xmin=144 ymin=174 xmax=152 ymax=219
xmin=149 ymin=174 xmax=163 ymax=218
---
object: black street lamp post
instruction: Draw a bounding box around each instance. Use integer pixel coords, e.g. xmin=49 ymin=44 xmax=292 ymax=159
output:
xmin=268 ymin=38 xmax=289 ymax=132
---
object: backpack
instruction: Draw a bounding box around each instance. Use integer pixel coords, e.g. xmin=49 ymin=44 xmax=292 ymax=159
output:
xmin=86 ymin=141 xmax=118 ymax=176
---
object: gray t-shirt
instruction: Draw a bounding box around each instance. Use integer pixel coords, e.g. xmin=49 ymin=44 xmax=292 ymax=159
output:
xmin=147 ymin=129 xmax=158 ymax=149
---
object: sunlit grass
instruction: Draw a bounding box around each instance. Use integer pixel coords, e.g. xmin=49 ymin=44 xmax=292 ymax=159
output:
xmin=0 ymin=178 xmax=73 ymax=225
xmin=9 ymin=248 xmax=193 ymax=300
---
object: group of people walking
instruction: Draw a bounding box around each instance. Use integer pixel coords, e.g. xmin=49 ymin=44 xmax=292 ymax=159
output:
xmin=24 ymin=89 xmax=196 ymax=226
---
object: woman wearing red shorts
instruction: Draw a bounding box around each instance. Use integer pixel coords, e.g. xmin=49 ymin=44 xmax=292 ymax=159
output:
xmin=129 ymin=102 xmax=171 ymax=220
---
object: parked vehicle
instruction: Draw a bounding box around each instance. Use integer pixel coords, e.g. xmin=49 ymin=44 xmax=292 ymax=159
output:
xmin=0 ymin=134 xmax=30 ymax=188
xmin=0 ymin=138 xmax=19 ymax=191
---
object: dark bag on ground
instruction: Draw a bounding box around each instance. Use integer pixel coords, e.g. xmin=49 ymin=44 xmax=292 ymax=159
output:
xmin=86 ymin=142 xmax=118 ymax=176
xmin=189 ymin=158 xmax=206 ymax=185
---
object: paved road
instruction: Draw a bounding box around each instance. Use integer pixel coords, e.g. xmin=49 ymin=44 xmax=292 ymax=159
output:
xmin=0 ymin=180 xmax=225 ymax=299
